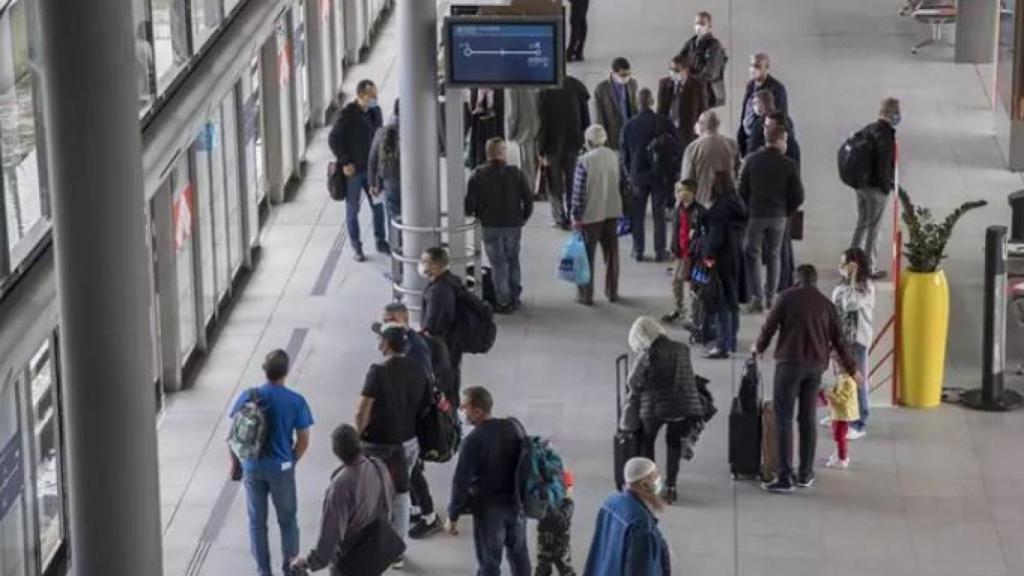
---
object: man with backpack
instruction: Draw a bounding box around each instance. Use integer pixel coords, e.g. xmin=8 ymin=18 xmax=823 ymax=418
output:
xmin=376 ymin=302 xmax=453 ymax=540
xmin=328 ymin=79 xmax=388 ymax=262
xmin=356 ymin=325 xmax=432 ymax=564
xmin=368 ymin=98 xmax=401 ymax=248
xmin=421 ymin=246 xmax=464 ymax=395
xmin=465 ymin=137 xmax=535 ymax=314
xmin=622 ymin=89 xmax=677 ymax=263
xmin=842 ymin=97 xmax=900 ymax=279
xmin=228 ymin=349 xmax=314 ymax=576
xmin=445 ymin=386 xmax=532 ymax=576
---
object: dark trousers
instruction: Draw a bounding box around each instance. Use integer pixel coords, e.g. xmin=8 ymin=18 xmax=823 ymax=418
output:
xmin=638 ymin=418 xmax=685 ymax=487
xmin=630 ymin=184 xmax=668 ymax=258
xmin=568 ymin=0 xmax=590 ymax=58
xmin=344 ymin=171 xmax=386 ymax=251
xmin=773 ymin=362 xmax=825 ymax=482
xmin=473 ymin=503 xmax=532 ymax=576
xmin=547 ymin=153 xmax=578 ymax=227
xmin=578 ymin=218 xmax=620 ymax=303
xmin=409 ymin=457 xmax=434 ymax=516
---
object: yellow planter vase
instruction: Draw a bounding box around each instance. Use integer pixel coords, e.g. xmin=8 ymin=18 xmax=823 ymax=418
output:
xmin=899 ymin=270 xmax=949 ymax=408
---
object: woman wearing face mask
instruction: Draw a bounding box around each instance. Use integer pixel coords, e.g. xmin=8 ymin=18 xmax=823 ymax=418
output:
xmin=621 ymin=317 xmax=704 ymax=503
xmin=583 ymin=457 xmax=671 ymax=576
xmin=829 ymin=247 xmax=875 ymax=439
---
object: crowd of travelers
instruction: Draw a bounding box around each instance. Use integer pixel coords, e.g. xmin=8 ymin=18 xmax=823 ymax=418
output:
xmin=226 ymin=4 xmax=898 ymax=575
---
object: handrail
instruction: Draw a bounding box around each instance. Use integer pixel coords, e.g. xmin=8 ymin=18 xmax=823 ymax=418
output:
xmin=388 ymin=213 xmax=483 ymax=310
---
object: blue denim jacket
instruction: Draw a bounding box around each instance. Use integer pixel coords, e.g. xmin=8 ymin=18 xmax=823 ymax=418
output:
xmin=583 ymin=491 xmax=670 ymax=576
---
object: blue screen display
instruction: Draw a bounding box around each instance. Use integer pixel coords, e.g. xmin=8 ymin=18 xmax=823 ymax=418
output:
xmin=448 ymin=21 xmax=559 ymax=86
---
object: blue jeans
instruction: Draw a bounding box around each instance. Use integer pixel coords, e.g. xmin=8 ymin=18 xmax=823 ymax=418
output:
xmin=384 ymin=187 xmax=401 ymax=247
xmin=473 ymin=503 xmax=532 ymax=576
xmin=243 ymin=467 xmax=299 ymax=576
xmin=716 ymin=302 xmax=739 ymax=352
xmin=482 ymin=227 xmax=523 ymax=308
xmin=852 ymin=343 xmax=870 ymax=431
xmin=345 ymin=171 xmax=386 ymax=251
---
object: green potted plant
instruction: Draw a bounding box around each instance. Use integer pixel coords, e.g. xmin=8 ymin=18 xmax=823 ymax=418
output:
xmin=897 ymin=189 xmax=987 ymax=408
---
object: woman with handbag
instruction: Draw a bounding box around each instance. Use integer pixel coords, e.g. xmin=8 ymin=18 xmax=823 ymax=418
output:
xmin=621 ymin=317 xmax=704 ymax=504
xmin=290 ymin=424 xmax=405 ymax=576
xmin=701 ymin=171 xmax=749 ymax=359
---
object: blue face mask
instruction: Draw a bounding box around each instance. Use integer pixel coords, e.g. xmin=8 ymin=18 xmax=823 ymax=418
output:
xmin=368 ymin=98 xmax=379 ymax=109
xmin=891 ymin=113 xmax=901 ymax=127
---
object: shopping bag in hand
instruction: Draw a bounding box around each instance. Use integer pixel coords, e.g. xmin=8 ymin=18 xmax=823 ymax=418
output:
xmin=557 ymin=232 xmax=591 ymax=286
xmin=616 ymin=215 xmax=632 ymax=237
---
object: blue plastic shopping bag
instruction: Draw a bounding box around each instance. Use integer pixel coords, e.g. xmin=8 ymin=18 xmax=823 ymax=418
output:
xmin=558 ymin=232 xmax=591 ymax=286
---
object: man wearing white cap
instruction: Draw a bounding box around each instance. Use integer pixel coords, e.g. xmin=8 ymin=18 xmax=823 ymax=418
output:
xmin=582 ymin=457 xmax=671 ymax=576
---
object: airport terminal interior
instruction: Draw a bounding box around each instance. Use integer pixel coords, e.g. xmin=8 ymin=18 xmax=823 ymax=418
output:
xmin=3 ymin=0 xmax=1024 ymax=575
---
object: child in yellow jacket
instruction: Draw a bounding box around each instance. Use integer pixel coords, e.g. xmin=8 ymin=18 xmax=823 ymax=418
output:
xmin=825 ymin=372 xmax=860 ymax=468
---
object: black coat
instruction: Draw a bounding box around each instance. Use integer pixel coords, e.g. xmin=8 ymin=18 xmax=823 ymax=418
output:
xmin=679 ymin=34 xmax=728 ymax=107
xmin=739 ymin=74 xmax=788 ymax=119
xmin=702 ymin=193 xmax=748 ymax=309
xmin=620 ymin=109 xmax=661 ymax=189
xmin=328 ymin=102 xmax=383 ymax=171
xmin=465 ymin=161 xmax=535 ymax=228
xmin=737 ymin=115 xmax=801 ymax=167
xmin=863 ymin=119 xmax=897 ymax=192
xmin=738 ymin=147 xmax=804 ymax=219
xmin=539 ymin=76 xmax=591 ymax=159
xmin=629 ymin=336 xmax=704 ymax=422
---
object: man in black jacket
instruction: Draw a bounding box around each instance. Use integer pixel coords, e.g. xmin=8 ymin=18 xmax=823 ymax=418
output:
xmin=679 ymin=11 xmax=728 ymax=108
xmin=738 ymin=90 xmax=800 ymax=165
xmin=621 ymin=89 xmax=673 ymax=262
xmin=466 ymin=138 xmax=534 ymax=313
xmin=850 ymin=97 xmax=899 ymax=279
xmin=753 ymin=265 xmax=859 ymax=492
xmin=445 ymin=386 xmax=531 ymax=576
xmin=328 ymin=79 xmax=387 ymax=262
xmin=740 ymin=53 xmax=788 ymax=139
xmin=539 ymin=75 xmax=591 ymax=229
xmin=738 ymin=125 xmax=804 ymax=313
xmin=420 ymin=247 xmax=464 ymax=400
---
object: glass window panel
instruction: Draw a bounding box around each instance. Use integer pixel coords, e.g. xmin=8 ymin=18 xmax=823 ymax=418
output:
xmin=221 ymin=91 xmax=244 ymax=273
xmin=171 ymin=157 xmax=197 ymax=359
xmin=29 ymin=340 xmax=63 ymax=569
xmin=193 ymin=128 xmax=216 ymax=324
xmin=0 ymin=374 xmax=29 ymax=576
xmin=191 ymin=0 xmax=223 ymax=50
xmin=295 ymin=2 xmax=309 ymax=122
xmin=152 ymin=0 xmax=190 ymax=91
xmin=207 ymin=109 xmax=229 ymax=301
xmin=241 ymin=57 xmax=263 ymax=248
xmin=249 ymin=56 xmax=266 ymax=203
xmin=0 ymin=2 xmax=49 ymax=269
xmin=134 ymin=0 xmax=156 ymax=111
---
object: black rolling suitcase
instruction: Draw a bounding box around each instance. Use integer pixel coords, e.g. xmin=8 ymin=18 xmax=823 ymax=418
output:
xmin=613 ymin=353 xmax=640 ymax=490
xmin=729 ymin=357 xmax=762 ymax=479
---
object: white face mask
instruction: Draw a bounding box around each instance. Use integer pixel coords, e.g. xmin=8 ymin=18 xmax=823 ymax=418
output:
xmin=670 ymin=71 xmax=683 ymax=82
xmin=417 ymin=262 xmax=430 ymax=279
xmin=694 ymin=25 xmax=706 ymax=36
xmin=614 ymin=74 xmax=630 ymax=85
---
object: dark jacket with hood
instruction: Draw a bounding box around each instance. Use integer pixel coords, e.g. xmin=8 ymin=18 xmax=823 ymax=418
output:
xmin=627 ymin=336 xmax=703 ymax=423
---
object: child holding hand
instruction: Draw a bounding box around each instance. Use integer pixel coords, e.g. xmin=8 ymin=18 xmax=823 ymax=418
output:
xmin=825 ymin=371 xmax=860 ymax=469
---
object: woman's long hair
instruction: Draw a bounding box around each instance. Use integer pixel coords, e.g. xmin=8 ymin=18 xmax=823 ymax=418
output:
xmin=708 ymin=170 xmax=736 ymax=204
xmin=842 ymin=247 xmax=870 ymax=292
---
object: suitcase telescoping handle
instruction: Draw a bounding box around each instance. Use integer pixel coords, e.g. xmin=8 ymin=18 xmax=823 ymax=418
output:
xmin=615 ymin=353 xmax=630 ymax=420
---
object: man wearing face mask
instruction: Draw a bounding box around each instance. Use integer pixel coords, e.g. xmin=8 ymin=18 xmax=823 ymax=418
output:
xmin=328 ymin=79 xmax=388 ymax=262
xmin=593 ymin=57 xmax=638 ymax=151
xmin=739 ymin=91 xmax=800 ymax=166
xmin=583 ymin=457 xmax=671 ymax=576
xmin=849 ymin=97 xmax=900 ymax=280
xmin=738 ymin=125 xmax=804 ymax=314
xmin=740 ymin=53 xmax=788 ymax=139
xmin=419 ymin=247 xmax=465 ymax=400
xmin=679 ymin=11 xmax=728 ymax=109
xmin=657 ymin=55 xmax=708 ymax=151
xmin=355 ymin=325 xmax=432 ymax=566
xmin=445 ymin=386 xmax=532 ymax=576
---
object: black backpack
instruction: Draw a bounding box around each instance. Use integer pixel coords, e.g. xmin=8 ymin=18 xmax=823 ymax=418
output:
xmin=647 ymin=123 xmax=682 ymax=186
xmin=454 ymin=283 xmax=498 ymax=354
xmin=837 ymin=127 xmax=877 ymax=189
xmin=416 ymin=387 xmax=461 ymax=463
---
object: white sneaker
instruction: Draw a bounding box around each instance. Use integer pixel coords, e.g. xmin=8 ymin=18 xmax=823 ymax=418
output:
xmin=818 ymin=415 xmax=832 ymax=427
xmin=846 ymin=428 xmax=866 ymax=441
xmin=825 ymin=454 xmax=850 ymax=469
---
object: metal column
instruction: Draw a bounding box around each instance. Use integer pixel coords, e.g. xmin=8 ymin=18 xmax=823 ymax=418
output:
xmin=446 ymin=90 xmax=468 ymax=278
xmin=37 ymin=0 xmax=164 ymax=574
xmin=397 ymin=0 xmax=440 ymax=320
xmin=955 ymin=0 xmax=999 ymax=64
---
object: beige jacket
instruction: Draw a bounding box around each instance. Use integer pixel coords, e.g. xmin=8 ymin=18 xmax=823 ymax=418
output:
xmin=573 ymin=146 xmax=623 ymax=225
xmin=681 ymin=132 xmax=739 ymax=205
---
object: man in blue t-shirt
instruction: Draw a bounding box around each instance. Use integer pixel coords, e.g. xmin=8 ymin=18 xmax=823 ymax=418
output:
xmin=229 ymin=349 xmax=314 ymax=576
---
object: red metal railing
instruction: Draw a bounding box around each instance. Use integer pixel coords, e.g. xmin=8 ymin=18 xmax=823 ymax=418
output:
xmin=869 ymin=140 xmax=903 ymax=406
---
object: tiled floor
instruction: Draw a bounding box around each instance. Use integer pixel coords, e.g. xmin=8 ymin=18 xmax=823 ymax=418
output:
xmin=159 ymin=1 xmax=1024 ymax=575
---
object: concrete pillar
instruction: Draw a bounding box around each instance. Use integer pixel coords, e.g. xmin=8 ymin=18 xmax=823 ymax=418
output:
xmin=398 ymin=0 xmax=440 ymax=319
xmin=955 ymin=0 xmax=999 ymax=64
xmin=306 ymin=0 xmax=330 ymax=125
xmin=445 ymin=90 xmax=468 ymax=279
xmin=37 ymin=0 xmax=163 ymax=574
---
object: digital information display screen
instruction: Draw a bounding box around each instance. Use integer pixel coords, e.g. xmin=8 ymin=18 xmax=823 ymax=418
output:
xmin=445 ymin=17 xmax=564 ymax=88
